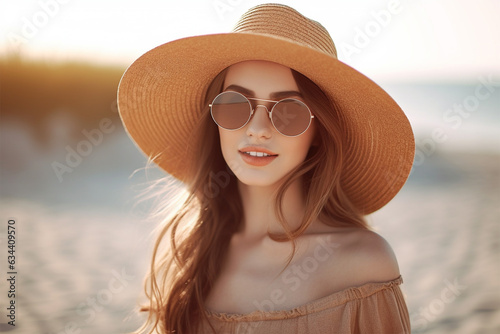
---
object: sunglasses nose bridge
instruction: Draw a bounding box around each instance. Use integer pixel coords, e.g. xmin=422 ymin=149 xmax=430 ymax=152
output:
xmin=245 ymin=104 xmax=274 ymax=137
xmin=253 ymin=104 xmax=272 ymax=119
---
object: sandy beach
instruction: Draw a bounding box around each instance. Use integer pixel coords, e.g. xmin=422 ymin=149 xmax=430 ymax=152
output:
xmin=0 ymin=128 xmax=499 ymax=333
xmin=371 ymin=152 xmax=500 ymax=333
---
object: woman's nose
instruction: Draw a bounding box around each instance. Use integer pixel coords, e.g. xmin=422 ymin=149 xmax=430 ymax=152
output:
xmin=245 ymin=105 xmax=273 ymax=138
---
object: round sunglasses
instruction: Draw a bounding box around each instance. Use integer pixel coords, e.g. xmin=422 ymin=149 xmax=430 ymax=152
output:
xmin=209 ymin=91 xmax=314 ymax=137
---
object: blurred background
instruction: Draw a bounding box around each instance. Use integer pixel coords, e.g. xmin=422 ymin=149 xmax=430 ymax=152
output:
xmin=0 ymin=0 xmax=498 ymax=333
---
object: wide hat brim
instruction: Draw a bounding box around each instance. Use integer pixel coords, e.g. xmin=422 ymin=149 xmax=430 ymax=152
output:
xmin=118 ymin=32 xmax=415 ymax=214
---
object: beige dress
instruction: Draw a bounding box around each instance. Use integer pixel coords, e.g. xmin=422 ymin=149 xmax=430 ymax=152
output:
xmin=198 ymin=276 xmax=410 ymax=333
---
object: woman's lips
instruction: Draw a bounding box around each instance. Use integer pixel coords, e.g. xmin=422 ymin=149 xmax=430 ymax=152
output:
xmin=239 ymin=151 xmax=278 ymax=166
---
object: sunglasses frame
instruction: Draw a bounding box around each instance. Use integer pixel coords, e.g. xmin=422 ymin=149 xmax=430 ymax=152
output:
xmin=209 ymin=91 xmax=315 ymax=137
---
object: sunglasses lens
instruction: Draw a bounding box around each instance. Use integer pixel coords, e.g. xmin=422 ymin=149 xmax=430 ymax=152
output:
xmin=272 ymin=99 xmax=311 ymax=136
xmin=211 ymin=92 xmax=251 ymax=130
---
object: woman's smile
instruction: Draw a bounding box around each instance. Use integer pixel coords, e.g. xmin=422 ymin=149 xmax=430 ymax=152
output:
xmin=239 ymin=152 xmax=278 ymax=166
xmin=239 ymin=146 xmax=279 ymax=166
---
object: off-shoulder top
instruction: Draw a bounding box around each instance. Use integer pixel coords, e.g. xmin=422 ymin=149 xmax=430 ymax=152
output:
xmin=198 ymin=275 xmax=410 ymax=333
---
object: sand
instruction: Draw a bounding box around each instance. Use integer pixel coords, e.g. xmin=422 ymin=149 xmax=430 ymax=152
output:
xmin=370 ymin=152 xmax=500 ymax=333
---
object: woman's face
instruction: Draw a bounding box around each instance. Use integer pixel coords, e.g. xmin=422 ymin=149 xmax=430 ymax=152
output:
xmin=217 ymin=60 xmax=316 ymax=187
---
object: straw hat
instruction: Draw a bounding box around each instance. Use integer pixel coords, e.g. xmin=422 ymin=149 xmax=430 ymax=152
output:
xmin=117 ymin=3 xmax=415 ymax=214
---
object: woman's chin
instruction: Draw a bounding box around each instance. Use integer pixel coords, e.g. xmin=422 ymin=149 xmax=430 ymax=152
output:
xmin=235 ymin=173 xmax=284 ymax=188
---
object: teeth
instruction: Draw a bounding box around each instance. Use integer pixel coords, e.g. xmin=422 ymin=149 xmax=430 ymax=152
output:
xmin=245 ymin=151 xmax=272 ymax=157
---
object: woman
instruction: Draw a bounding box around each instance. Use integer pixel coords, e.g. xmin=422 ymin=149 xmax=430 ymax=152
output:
xmin=118 ymin=4 xmax=414 ymax=333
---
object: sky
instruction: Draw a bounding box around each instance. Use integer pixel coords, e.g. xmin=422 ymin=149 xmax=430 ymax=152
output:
xmin=0 ymin=0 xmax=499 ymax=82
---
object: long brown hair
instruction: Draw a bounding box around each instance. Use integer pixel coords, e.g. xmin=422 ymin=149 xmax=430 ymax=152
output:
xmin=134 ymin=65 xmax=369 ymax=334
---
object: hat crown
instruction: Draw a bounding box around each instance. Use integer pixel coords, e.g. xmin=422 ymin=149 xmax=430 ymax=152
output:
xmin=232 ymin=3 xmax=338 ymax=58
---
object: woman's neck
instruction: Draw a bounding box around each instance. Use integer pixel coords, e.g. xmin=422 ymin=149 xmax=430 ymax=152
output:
xmin=236 ymin=178 xmax=306 ymax=241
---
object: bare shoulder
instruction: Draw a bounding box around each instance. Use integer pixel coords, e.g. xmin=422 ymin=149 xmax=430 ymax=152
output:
xmin=340 ymin=228 xmax=401 ymax=285
xmin=300 ymin=223 xmax=402 ymax=297
xmin=305 ymin=223 xmax=401 ymax=283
